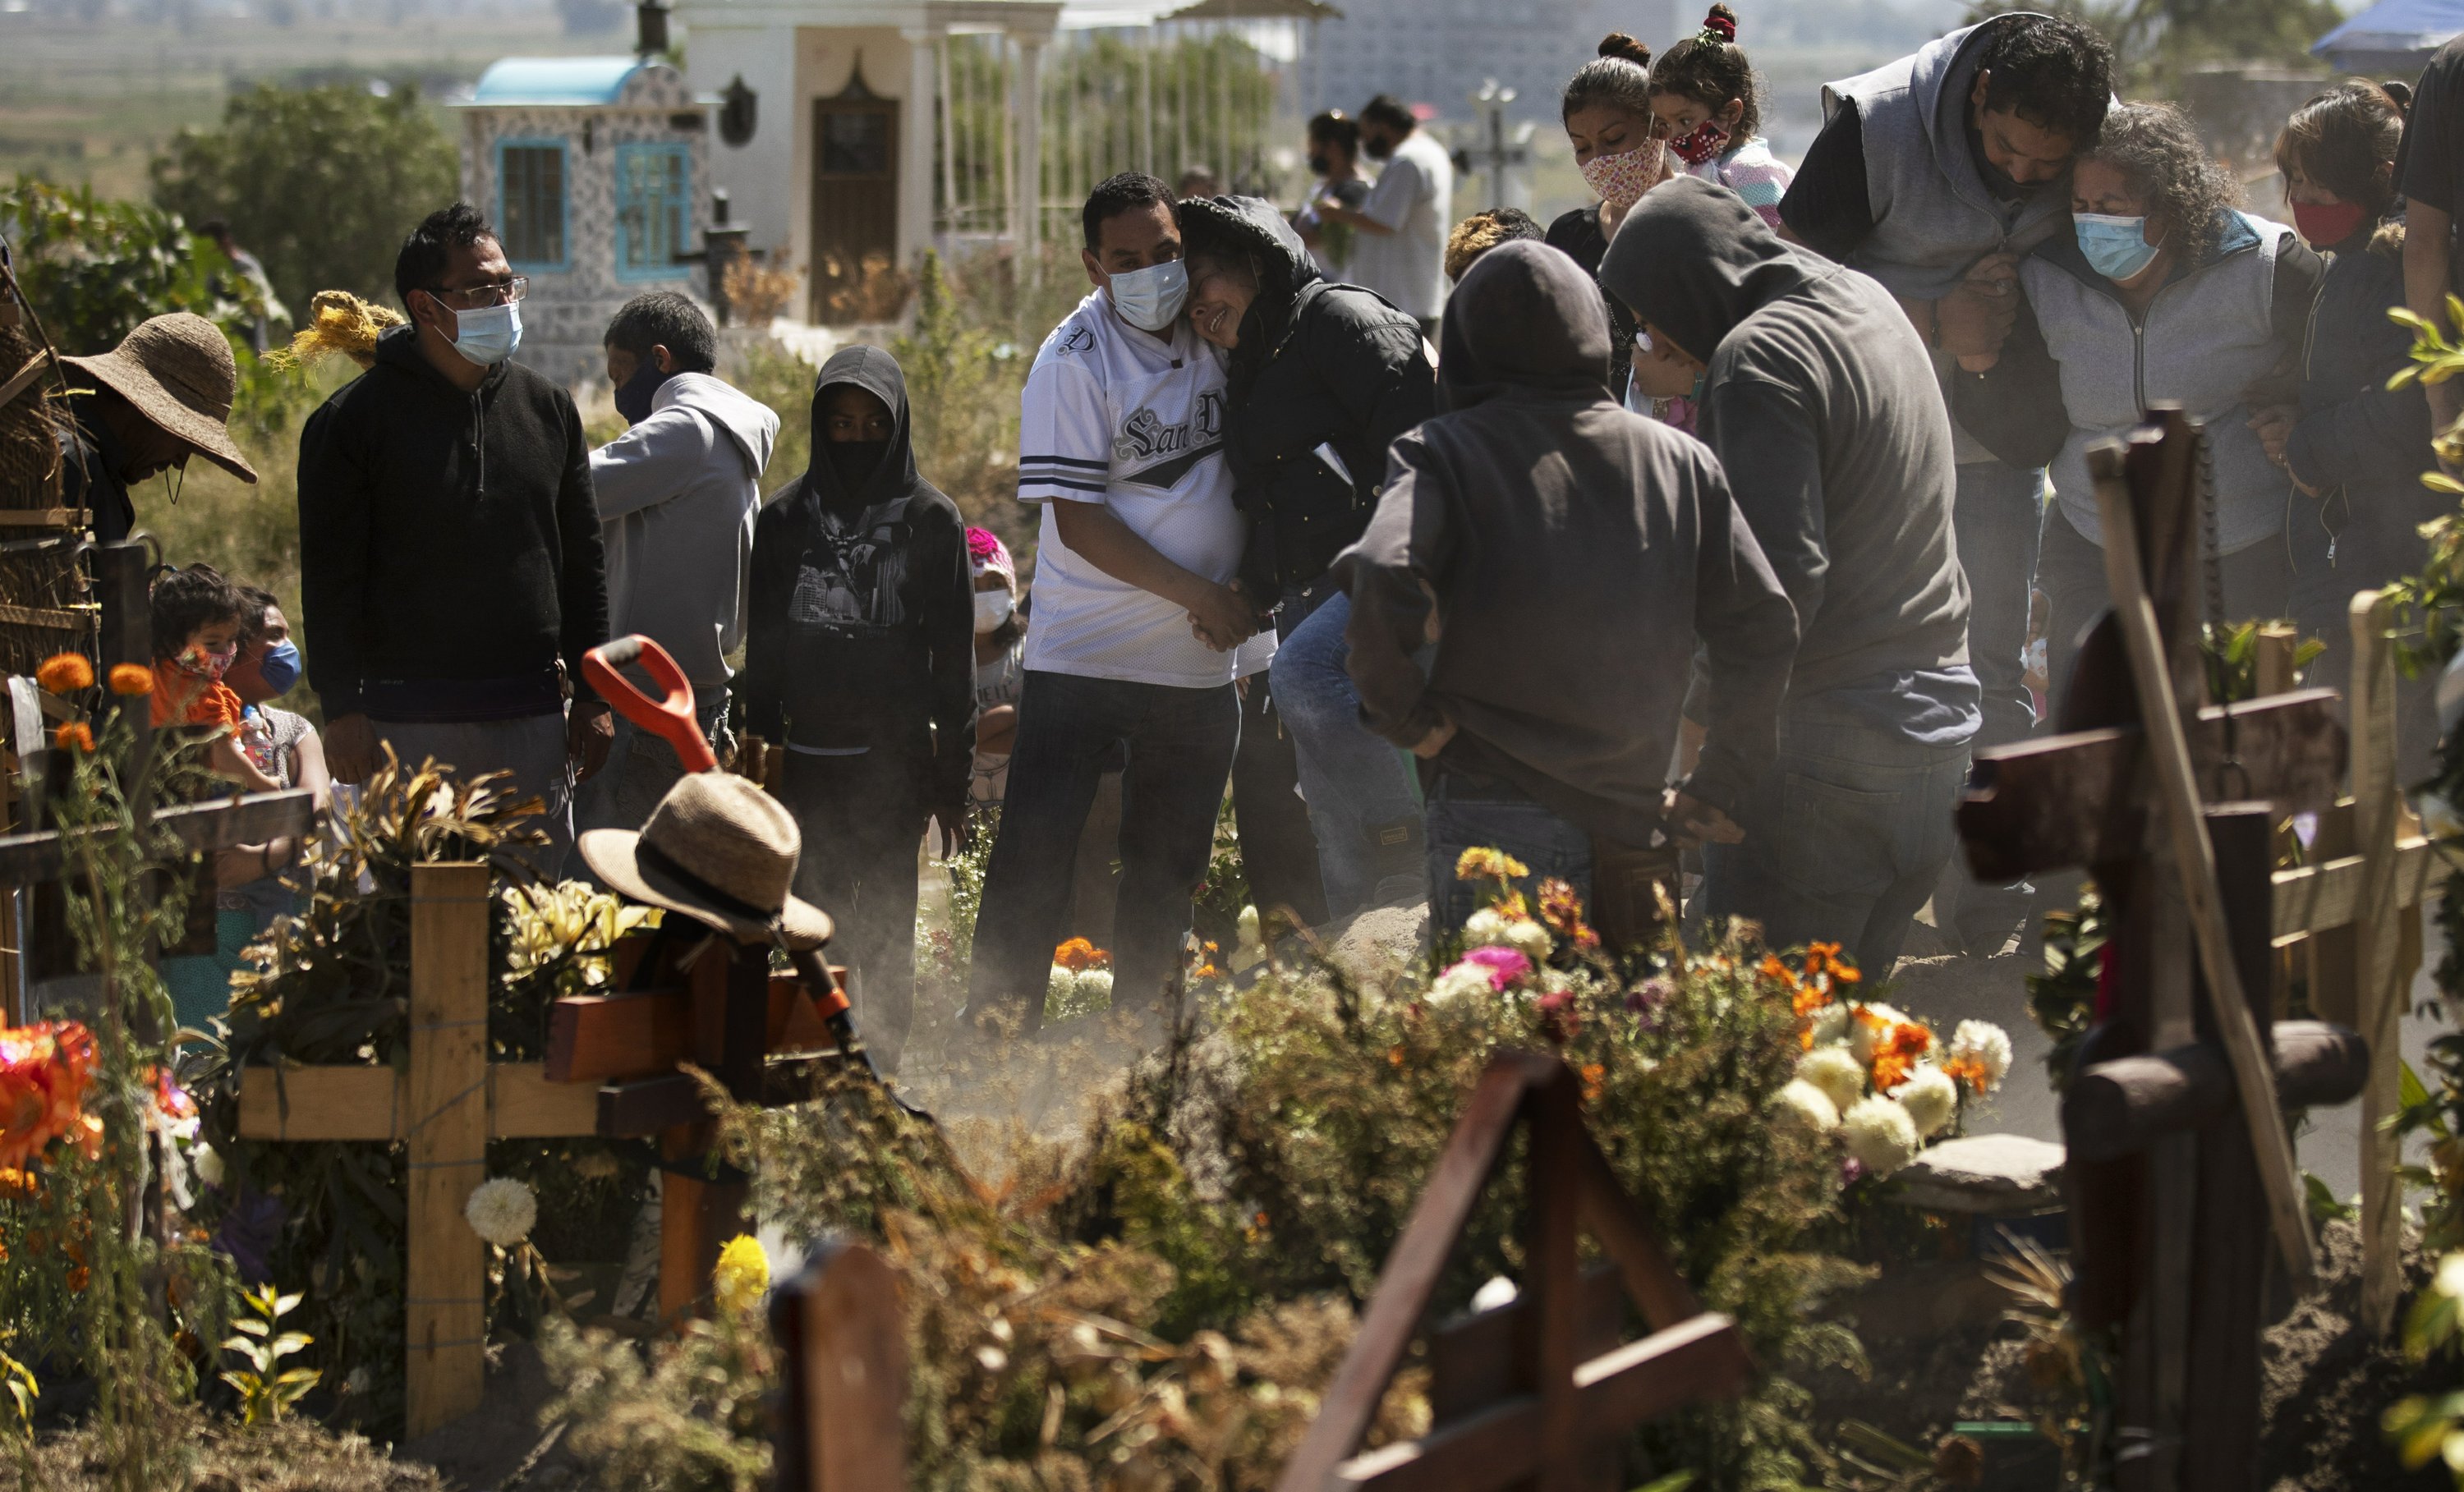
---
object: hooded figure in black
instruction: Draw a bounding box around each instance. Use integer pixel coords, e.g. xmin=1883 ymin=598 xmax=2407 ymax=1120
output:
xmin=1601 ymin=177 xmax=1975 ymax=976
xmin=1177 ymin=195 xmax=1438 ymax=918
xmin=741 ymin=345 xmax=974 ymax=1072
xmin=1335 ymin=238 xmax=1797 ymax=936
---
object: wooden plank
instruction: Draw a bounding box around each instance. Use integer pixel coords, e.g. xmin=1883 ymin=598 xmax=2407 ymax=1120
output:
xmin=2271 ymin=839 xmax=2447 ymax=945
xmin=0 ymin=510 xmax=87 ymax=529
xmin=1956 ymin=691 xmax=2346 ymax=884
xmin=2305 ymin=801 xmax=2361 ymax=1028
xmin=0 ymin=601 xmax=90 ymax=628
xmin=403 ymin=862 xmax=491 ymax=1438
xmin=0 ymin=787 xmax=316 ymax=885
xmin=659 ymin=1166 xmax=747 ymax=1326
xmin=236 ymin=1063 xmax=600 ymax=1141
xmin=2093 ymin=465 xmax=2316 ymax=1286
xmin=1329 ymin=1313 xmax=1752 ymax=1491
xmin=543 ymin=989 xmax=691 ymax=1083
xmin=777 ymin=1242 xmax=908 ymax=1492
xmin=1521 ymin=1075 xmax=1587 ymax=1492
xmin=1427 ymin=1267 xmax=1623 ymax=1426
xmin=2254 ymin=622 xmax=2301 ymax=697
xmin=2351 ymin=592 xmax=2411 ymax=1337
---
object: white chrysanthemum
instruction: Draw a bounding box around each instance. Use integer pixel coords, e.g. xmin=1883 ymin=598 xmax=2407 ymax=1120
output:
xmin=1947 ymin=1020 xmax=2014 ymax=1092
xmin=1075 ymin=969 xmax=1115 ymax=1007
xmin=1462 ymin=907 xmax=1512 ymax=948
xmin=2438 ymin=1251 xmax=2464 ymax=1301
xmin=191 ymin=1144 xmax=225 ymax=1188
xmin=1848 ymin=1002 xmax=1909 ymax=1062
xmin=1502 ymin=918 xmax=1554 ymax=962
xmin=463 ymin=1177 xmax=538 ymax=1248
xmin=1427 ymin=964 xmax=1493 ymax=1004
xmin=1841 ymin=1096 xmax=1921 ymax=1178
xmin=1232 ymin=905 xmax=1266 ymax=971
xmin=1776 ymin=1080 xmax=1840 ymax=1133
xmin=1807 ymin=1002 xmax=1852 ymax=1049
xmin=1796 ymin=1045 xmax=1868 ymax=1113
xmin=1895 ymin=1065 xmax=1959 ymax=1138
xmin=1047 ymin=964 xmax=1075 ymax=1004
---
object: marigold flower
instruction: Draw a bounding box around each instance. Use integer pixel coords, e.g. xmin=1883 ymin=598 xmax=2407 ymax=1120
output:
xmin=1454 ymin=847 xmax=1529 ymax=883
xmin=107 ymin=663 xmax=154 ymax=696
xmin=65 ymin=1265 xmax=88 ymax=1294
xmin=1052 ymin=937 xmax=1110 ymax=972
xmin=1940 ymin=1055 xmax=1993 ymax=1095
xmin=52 ymin=723 xmax=93 ymax=754
xmin=713 ymin=1233 xmax=770 ymax=1315
xmin=34 ymin=654 xmax=92 ymax=695
xmin=1535 ymin=879 xmax=1600 ymax=950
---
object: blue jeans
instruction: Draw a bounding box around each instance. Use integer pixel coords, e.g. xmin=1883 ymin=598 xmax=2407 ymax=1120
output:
xmin=1423 ymin=776 xmax=1593 ymax=939
xmin=572 ymin=691 xmax=729 ymax=879
xmin=1696 ymin=711 xmax=1970 ymax=978
xmin=1956 ymin=460 xmax=2045 ymax=750
xmin=967 ymin=671 xmax=1240 ymax=1035
xmin=1270 ymin=587 xmax=1427 ymax=917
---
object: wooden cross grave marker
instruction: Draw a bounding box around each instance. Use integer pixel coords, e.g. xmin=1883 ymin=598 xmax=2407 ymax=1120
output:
xmin=233 ymin=860 xmax=855 ymax=1436
xmin=1952 ymin=411 xmax=2370 ymax=1491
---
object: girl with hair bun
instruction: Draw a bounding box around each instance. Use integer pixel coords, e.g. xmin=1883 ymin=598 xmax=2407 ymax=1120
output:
xmin=1547 ymin=32 xmax=1684 ymax=422
xmin=1649 ymin=5 xmax=1794 ymax=227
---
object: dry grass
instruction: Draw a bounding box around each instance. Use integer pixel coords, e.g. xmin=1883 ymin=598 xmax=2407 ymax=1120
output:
xmin=23 ymin=1413 xmax=446 ymax=1491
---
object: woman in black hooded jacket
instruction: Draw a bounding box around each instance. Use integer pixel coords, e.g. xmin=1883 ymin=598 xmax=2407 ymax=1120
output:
xmin=740 ymin=345 xmax=975 ymax=1072
xmin=1179 ymin=195 xmax=1437 ymax=917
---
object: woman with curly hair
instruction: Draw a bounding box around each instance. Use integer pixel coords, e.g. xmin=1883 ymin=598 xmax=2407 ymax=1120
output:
xmin=1956 ymin=102 xmax=2326 ymax=718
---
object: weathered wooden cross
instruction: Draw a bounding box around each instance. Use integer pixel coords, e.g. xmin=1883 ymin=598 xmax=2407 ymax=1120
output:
xmin=1953 ymin=411 xmax=2370 ymax=1490
xmin=233 ymin=860 xmax=852 ymax=1436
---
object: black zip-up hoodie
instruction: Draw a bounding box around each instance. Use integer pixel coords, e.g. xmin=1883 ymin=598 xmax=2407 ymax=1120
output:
xmin=1177 ymin=195 xmax=1434 ymax=595
xmin=297 ymin=324 xmax=607 ymax=719
xmin=739 ymin=346 xmax=975 ymax=811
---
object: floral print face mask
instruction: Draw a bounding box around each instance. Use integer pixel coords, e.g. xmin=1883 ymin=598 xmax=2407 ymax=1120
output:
xmin=1579 ymin=140 xmax=1666 ymax=213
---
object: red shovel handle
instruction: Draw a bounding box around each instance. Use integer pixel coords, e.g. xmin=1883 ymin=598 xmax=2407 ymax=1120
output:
xmin=582 ymin=635 xmax=718 ymax=775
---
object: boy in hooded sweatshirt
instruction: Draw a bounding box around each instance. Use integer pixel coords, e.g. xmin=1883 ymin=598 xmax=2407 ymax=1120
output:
xmin=578 ymin=292 xmax=780 ymax=838
xmin=1338 ymin=239 xmax=1798 ymax=938
xmin=740 ymin=346 xmax=975 ymax=1075
xmin=1603 ymin=176 xmax=1976 ymax=978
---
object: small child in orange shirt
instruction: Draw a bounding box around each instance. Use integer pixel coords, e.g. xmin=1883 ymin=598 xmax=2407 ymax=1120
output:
xmin=149 ymin=566 xmax=282 ymax=793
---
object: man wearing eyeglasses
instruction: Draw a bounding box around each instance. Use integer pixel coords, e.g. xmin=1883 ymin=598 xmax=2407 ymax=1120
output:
xmin=297 ymin=202 xmax=612 ymax=873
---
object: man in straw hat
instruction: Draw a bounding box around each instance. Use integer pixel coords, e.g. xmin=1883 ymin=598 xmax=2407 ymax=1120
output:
xmin=57 ymin=310 xmax=259 ymax=544
xmin=577 ymin=769 xmax=834 ymax=969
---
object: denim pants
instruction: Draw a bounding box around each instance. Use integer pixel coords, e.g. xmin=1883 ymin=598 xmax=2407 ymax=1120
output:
xmin=1956 ymin=460 xmax=2046 ymax=750
xmin=1423 ymin=775 xmax=1593 ymax=939
xmin=966 ymin=671 xmax=1240 ymax=1034
xmin=572 ymin=691 xmax=729 ymax=856
xmin=780 ymin=748 xmax=926 ymax=1074
xmin=375 ymin=711 xmax=572 ymax=877
xmin=2037 ymin=505 xmax=2292 ymax=725
xmin=1269 ymin=586 xmax=1428 ymax=917
xmin=1696 ymin=710 xmax=1970 ymax=979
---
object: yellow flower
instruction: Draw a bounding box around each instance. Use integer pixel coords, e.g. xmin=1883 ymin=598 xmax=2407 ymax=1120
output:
xmin=1454 ymin=847 xmax=1530 ymax=884
xmin=714 ymin=1233 xmax=770 ymax=1315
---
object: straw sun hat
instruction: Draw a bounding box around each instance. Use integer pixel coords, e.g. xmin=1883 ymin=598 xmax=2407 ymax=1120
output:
xmin=60 ymin=312 xmax=259 ymax=484
xmin=578 ymin=772 xmax=834 ymax=949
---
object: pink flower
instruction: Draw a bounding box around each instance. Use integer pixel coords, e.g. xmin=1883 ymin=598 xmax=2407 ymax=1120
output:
xmin=1455 ymin=946 xmax=1533 ymax=992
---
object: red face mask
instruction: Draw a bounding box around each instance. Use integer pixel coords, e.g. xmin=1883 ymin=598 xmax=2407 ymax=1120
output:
xmin=1667 ymin=118 xmax=1731 ymax=167
xmin=2292 ymin=198 xmax=2369 ymax=249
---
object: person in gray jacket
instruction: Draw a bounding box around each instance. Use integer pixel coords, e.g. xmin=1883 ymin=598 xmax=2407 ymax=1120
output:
xmin=1338 ymin=238 xmax=1798 ymax=937
xmin=1606 ymin=177 xmax=1978 ymax=979
xmin=1953 ymin=104 xmax=2325 ymax=723
xmin=1778 ymin=11 xmax=2112 ymax=954
xmin=577 ymin=292 xmax=780 ymax=837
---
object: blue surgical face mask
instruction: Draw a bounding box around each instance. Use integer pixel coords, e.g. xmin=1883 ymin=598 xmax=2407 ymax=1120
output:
xmin=255 ymin=639 xmax=301 ymax=696
xmin=1106 ymin=259 xmax=1190 ymax=334
xmin=447 ymin=299 xmax=522 ymax=366
xmin=614 ymin=360 xmax=669 ymax=425
xmin=2075 ymin=212 xmax=2163 ymax=282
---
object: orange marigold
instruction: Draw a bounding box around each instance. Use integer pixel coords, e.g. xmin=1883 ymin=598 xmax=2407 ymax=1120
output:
xmin=51 ymin=722 xmax=93 ymax=754
xmin=65 ymin=1265 xmax=87 ymax=1294
xmin=34 ymin=653 xmax=92 ymax=695
xmin=1872 ymin=1051 xmax=1916 ymax=1092
xmin=1940 ymin=1056 xmax=1992 ymax=1095
xmin=1052 ymin=937 xmax=1111 ymax=972
xmin=1758 ymin=953 xmax=1797 ymax=988
xmin=1887 ymin=1021 xmax=1934 ymax=1058
xmin=107 ymin=663 xmax=154 ymax=696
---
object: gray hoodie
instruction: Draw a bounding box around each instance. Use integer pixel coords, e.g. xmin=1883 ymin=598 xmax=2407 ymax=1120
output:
xmin=588 ymin=370 xmax=780 ymax=693
xmin=1603 ymin=178 xmax=1976 ymax=743
xmin=1336 ymin=239 xmax=1798 ymax=838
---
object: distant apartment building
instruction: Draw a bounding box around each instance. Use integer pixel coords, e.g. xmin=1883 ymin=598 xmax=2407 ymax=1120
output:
xmin=1301 ymin=0 xmax=1680 ymax=122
